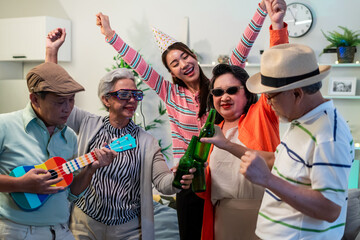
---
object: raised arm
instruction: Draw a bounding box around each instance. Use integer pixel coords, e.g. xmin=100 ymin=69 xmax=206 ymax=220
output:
xmin=266 ymin=0 xmax=289 ymax=47
xmin=96 ymin=12 xmax=173 ymax=103
xmin=229 ymin=0 xmax=288 ymax=67
xmin=229 ymin=1 xmax=267 ymax=67
xmin=45 ymin=28 xmax=66 ymax=64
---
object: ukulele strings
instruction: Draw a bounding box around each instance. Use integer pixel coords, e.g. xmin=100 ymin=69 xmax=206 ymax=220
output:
xmin=46 ymin=151 xmax=97 ymax=176
xmin=45 ymin=137 xmax=130 ymax=176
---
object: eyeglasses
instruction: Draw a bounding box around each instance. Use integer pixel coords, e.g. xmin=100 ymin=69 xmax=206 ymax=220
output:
xmin=107 ymin=89 xmax=143 ymax=101
xmin=264 ymin=92 xmax=282 ymax=101
xmin=210 ymin=86 xmax=244 ymax=97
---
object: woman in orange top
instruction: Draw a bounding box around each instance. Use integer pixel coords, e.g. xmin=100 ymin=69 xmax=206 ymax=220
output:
xmin=199 ymin=64 xmax=280 ymax=240
xmin=196 ymin=1 xmax=289 ymax=238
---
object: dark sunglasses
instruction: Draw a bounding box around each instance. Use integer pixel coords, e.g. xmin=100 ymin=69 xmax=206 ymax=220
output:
xmin=107 ymin=89 xmax=143 ymax=101
xmin=264 ymin=92 xmax=282 ymax=101
xmin=210 ymin=86 xmax=244 ymax=97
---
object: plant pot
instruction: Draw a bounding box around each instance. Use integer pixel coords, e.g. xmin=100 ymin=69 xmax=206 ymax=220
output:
xmin=337 ymin=46 xmax=356 ymax=63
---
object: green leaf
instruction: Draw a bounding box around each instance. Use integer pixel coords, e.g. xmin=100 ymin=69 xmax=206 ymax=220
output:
xmin=161 ymin=143 xmax=172 ymax=152
xmin=158 ymin=140 xmax=172 ymax=161
xmin=153 ymin=118 xmax=165 ymax=124
xmin=145 ymin=123 xmax=157 ymax=131
xmin=158 ymin=101 xmax=167 ymax=115
xmin=322 ymin=26 xmax=360 ymax=49
xmin=142 ymin=88 xmax=151 ymax=92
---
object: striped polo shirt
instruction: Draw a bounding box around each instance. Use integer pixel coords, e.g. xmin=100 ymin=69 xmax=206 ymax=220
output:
xmin=107 ymin=5 xmax=267 ymax=160
xmin=256 ymin=100 xmax=354 ymax=239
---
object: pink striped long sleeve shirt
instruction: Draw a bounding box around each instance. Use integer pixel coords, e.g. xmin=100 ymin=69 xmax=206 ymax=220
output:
xmin=107 ymin=5 xmax=267 ymax=160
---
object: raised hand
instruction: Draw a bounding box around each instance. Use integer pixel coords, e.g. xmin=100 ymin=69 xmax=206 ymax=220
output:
xmin=19 ymin=168 xmax=65 ymax=194
xmin=265 ymin=0 xmax=286 ymax=30
xmin=46 ymin=28 xmax=66 ymax=52
xmin=45 ymin=28 xmax=66 ymax=63
xmin=96 ymin=12 xmax=115 ymax=39
xmin=259 ymin=0 xmax=266 ymax=11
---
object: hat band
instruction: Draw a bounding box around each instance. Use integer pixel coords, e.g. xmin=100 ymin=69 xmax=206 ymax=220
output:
xmin=261 ymin=68 xmax=320 ymax=88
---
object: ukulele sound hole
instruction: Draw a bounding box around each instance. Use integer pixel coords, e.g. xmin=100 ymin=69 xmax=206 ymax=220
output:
xmin=48 ymin=169 xmax=58 ymax=180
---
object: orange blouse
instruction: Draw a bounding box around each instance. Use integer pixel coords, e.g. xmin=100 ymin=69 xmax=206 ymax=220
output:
xmin=197 ymin=25 xmax=289 ymax=240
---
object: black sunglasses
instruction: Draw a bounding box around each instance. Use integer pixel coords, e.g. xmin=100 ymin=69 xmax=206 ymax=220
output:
xmin=210 ymin=86 xmax=244 ymax=97
xmin=264 ymin=92 xmax=283 ymax=101
xmin=107 ymin=89 xmax=143 ymax=101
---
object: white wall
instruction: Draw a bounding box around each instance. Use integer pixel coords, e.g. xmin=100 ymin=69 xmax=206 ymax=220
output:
xmin=1 ymin=0 xmax=360 ymax=165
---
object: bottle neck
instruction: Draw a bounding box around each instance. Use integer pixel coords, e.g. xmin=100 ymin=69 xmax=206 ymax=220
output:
xmin=205 ymin=108 xmax=216 ymax=125
xmin=184 ymin=136 xmax=198 ymax=158
xmin=199 ymin=108 xmax=216 ymax=138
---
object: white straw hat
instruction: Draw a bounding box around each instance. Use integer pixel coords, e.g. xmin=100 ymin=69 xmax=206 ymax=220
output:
xmin=246 ymin=43 xmax=331 ymax=94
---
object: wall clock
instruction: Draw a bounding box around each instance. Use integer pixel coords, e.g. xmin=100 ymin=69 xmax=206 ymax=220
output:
xmin=284 ymin=3 xmax=313 ymax=38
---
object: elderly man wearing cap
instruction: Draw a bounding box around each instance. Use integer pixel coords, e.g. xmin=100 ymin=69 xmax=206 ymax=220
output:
xmin=0 ymin=63 xmax=117 ymax=239
xmin=202 ymin=43 xmax=354 ymax=239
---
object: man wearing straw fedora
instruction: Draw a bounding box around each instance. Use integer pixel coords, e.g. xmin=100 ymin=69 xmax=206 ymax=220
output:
xmin=201 ymin=43 xmax=354 ymax=239
xmin=239 ymin=43 xmax=354 ymax=239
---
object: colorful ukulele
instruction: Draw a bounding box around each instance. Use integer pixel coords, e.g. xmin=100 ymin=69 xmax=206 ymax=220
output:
xmin=9 ymin=134 xmax=136 ymax=211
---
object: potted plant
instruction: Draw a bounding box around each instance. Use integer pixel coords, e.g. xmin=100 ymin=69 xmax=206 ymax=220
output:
xmin=322 ymin=26 xmax=360 ymax=63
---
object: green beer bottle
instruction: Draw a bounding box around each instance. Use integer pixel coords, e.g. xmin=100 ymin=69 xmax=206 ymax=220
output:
xmin=192 ymin=160 xmax=206 ymax=192
xmin=172 ymin=136 xmax=198 ymax=189
xmin=194 ymin=108 xmax=216 ymax=162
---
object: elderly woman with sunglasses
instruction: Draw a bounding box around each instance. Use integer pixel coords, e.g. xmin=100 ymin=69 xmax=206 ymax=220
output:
xmin=65 ymin=69 xmax=195 ymax=240
xmin=196 ymin=64 xmax=281 ymax=240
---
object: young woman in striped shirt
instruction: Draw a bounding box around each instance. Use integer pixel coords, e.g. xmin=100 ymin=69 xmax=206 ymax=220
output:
xmin=97 ymin=3 xmax=267 ymax=160
xmin=96 ymin=1 xmax=283 ymax=239
xmin=97 ymin=2 xmax=264 ymax=239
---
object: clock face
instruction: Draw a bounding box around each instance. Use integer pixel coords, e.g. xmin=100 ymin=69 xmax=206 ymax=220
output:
xmin=284 ymin=3 xmax=313 ymax=38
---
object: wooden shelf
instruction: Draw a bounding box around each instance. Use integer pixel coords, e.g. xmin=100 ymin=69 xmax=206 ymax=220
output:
xmin=199 ymin=63 xmax=217 ymax=68
xmin=200 ymin=63 xmax=360 ymax=68
xmin=329 ymin=63 xmax=360 ymax=68
xmin=323 ymin=95 xmax=360 ymax=99
xmin=245 ymin=63 xmax=261 ymax=67
xmin=199 ymin=63 xmax=261 ymax=68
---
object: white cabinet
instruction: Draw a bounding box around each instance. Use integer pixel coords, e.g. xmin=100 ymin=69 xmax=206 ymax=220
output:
xmin=0 ymin=16 xmax=71 ymax=62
